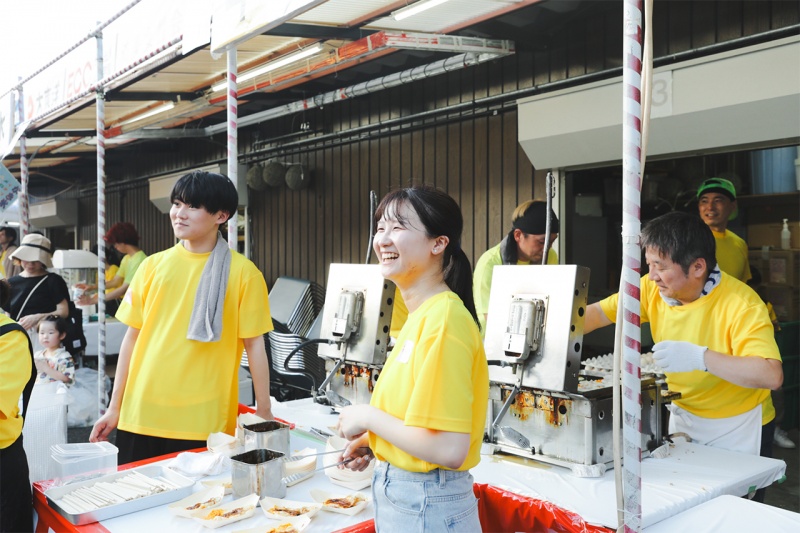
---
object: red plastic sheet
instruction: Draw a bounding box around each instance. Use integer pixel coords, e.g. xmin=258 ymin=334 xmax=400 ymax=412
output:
xmin=332 ymin=484 xmax=613 ymax=533
xmin=474 ymin=483 xmax=613 ymax=533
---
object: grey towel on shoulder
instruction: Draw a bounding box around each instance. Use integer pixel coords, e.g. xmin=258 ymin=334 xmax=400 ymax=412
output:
xmin=187 ymin=233 xmax=231 ymax=342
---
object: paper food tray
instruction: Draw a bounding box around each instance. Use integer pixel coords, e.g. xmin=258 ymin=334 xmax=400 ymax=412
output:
xmin=191 ymin=493 xmax=259 ymax=529
xmin=260 ymin=496 xmax=322 ymax=520
xmin=44 ymin=464 xmax=194 ymax=525
xmin=235 ymin=515 xmax=310 ymax=533
xmin=310 ymin=489 xmax=369 ymax=516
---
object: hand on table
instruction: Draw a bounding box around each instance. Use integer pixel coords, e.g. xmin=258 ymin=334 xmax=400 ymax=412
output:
xmin=652 ymin=340 xmax=707 ymax=373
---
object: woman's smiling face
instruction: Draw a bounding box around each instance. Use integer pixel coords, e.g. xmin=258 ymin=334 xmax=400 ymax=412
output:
xmin=373 ymin=200 xmax=438 ymax=286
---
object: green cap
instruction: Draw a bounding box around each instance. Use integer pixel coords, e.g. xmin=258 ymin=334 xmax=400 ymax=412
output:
xmin=697 ymin=177 xmax=736 ymax=201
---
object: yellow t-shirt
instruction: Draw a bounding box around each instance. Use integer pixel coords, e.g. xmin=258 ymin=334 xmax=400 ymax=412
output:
xmin=389 ymin=287 xmax=408 ymax=339
xmin=369 ymin=291 xmax=488 ymax=472
xmin=599 ymin=273 xmax=780 ymax=424
xmin=712 ymin=229 xmax=751 ymax=282
xmin=116 ymin=243 xmax=273 ymax=440
xmin=105 ymin=264 xmax=119 ymax=295
xmin=0 ymin=249 xmax=6 ymax=277
xmin=0 ymin=315 xmax=32 ymax=449
xmin=473 ymin=240 xmax=558 ymax=335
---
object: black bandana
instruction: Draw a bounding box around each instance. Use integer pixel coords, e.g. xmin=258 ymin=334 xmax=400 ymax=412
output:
xmin=512 ymin=202 xmax=559 ymax=235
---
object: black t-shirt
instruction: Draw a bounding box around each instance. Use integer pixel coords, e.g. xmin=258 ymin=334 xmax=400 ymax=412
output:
xmin=7 ymin=273 xmax=70 ymax=320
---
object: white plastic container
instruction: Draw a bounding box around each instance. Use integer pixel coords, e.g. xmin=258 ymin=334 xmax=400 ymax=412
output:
xmin=50 ymin=441 xmax=118 ymax=479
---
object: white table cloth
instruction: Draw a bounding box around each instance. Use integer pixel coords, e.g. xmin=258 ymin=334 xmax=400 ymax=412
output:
xmin=643 ymin=494 xmax=800 ymax=532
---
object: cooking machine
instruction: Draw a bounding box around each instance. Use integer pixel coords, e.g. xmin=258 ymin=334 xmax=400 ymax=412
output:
xmin=315 ymin=263 xmax=395 ymax=407
xmin=484 ymin=265 xmax=665 ymax=473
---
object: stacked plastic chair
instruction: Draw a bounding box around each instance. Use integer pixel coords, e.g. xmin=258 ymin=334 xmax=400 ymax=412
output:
xmin=264 ymin=277 xmax=326 ymax=401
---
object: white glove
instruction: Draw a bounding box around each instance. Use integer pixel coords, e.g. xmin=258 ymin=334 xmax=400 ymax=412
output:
xmin=652 ymin=341 xmax=707 ymax=373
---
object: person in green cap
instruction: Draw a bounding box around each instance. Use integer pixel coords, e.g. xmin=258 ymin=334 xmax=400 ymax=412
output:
xmin=696 ymin=177 xmax=751 ymax=282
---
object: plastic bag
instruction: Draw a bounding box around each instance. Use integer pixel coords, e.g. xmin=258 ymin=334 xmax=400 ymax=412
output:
xmin=67 ymin=367 xmax=111 ymax=428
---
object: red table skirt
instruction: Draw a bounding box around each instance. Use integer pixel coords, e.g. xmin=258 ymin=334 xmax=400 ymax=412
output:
xmin=332 ymin=483 xmax=613 ymax=533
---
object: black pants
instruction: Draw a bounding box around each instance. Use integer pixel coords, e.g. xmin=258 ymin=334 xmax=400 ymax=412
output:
xmin=753 ymin=419 xmax=775 ymax=503
xmin=116 ymin=429 xmax=206 ymax=464
xmin=0 ymin=434 xmax=33 ymax=533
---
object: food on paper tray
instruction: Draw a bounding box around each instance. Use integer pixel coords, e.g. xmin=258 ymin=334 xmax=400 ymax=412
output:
xmin=260 ymin=496 xmax=321 ymax=520
xmin=324 ymin=494 xmax=364 ymax=509
xmin=310 ymin=489 xmax=369 ymax=516
xmin=192 ymin=494 xmax=259 ymax=529
xmin=168 ymin=486 xmax=224 ymax=517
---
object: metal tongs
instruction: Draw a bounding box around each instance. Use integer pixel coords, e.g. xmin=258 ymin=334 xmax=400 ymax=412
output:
xmin=283 ymin=448 xmax=346 ymax=463
xmin=281 ymin=457 xmax=357 ymax=485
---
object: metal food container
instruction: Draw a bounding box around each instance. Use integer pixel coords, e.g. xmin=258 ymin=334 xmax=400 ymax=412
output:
xmin=242 ymin=420 xmax=290 ymax=454
xmin=231 ymin=448 xmax=287 ymax=499
xmin=44 ymin=465 xmax=194 ymax=525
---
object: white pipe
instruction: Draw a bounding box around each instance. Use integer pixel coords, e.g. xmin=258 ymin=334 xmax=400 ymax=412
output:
xmin=226 ymin=49 xmax=238 ymax=249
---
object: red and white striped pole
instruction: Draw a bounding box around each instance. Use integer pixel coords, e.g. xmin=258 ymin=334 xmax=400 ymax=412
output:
xmin=621 ymin=0 xmax=644 ymax=531
xmin=16 ymin=82 xmax=28 ymax=236
xmin=226 ymin=49 xmax=238 ymax=250
xmin=95 ymin=30 xmax=108 ymax=418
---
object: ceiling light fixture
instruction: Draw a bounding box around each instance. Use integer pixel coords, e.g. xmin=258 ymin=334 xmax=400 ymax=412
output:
xmin=211 ymin=44 xmax=324 ymax=92
xmin=392 ymin=0 xmax=452 ymax=21
xmin=118 ymin=102 xmax=176 ymax=127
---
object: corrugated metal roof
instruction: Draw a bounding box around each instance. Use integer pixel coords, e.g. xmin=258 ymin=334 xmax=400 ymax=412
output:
xmin=4 ymin=0 xmax=538 ymax=173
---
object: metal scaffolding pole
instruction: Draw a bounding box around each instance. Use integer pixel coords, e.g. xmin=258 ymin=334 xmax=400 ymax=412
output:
xmin=15 ymin=82 xmax=28 ymax=236
xmin=95 ymin=30 xmax=108 ymax=419
xmin=619 ymin=0 xmax=644 ymax=531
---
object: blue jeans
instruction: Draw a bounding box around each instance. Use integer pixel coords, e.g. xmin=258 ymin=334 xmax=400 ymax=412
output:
xmin=372 ymin=460 xmax=480 ymax=533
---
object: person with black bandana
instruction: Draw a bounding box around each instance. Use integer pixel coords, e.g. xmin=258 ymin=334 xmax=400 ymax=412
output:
xmin=472 ymin=200 xmax=559 ymax=336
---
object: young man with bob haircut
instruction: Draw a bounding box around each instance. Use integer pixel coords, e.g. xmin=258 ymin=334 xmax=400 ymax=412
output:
xmin=91 ymin=170 xmax=274 ymax=463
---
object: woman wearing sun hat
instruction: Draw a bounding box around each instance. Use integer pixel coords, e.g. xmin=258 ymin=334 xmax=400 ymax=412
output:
xmin=5 ymin=234 xmax=70 ymax=350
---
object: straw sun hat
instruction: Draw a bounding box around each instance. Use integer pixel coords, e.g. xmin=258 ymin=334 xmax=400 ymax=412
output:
xmin=10 ymin=233 xmax=54 ymax=268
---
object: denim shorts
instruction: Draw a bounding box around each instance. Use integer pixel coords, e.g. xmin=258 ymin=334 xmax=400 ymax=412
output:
xmin=372 ymin=460 xmax=480 ymax=533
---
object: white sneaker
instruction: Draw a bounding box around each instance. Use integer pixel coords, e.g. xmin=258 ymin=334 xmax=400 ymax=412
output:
xmin=774 ymin=427 xmax=796 ymax=449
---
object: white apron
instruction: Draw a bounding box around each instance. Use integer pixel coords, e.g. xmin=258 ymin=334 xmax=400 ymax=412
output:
xmin=668 ymin=403 xmax=762 ymax=456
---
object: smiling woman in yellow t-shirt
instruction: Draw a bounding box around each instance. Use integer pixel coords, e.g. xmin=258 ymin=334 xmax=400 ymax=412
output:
xmin=336 ymin=186 xmax=488 ymax=532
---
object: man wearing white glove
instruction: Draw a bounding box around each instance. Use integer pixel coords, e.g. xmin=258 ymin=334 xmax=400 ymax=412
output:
xmin=584 ymin=212 xmax=782 ymax=499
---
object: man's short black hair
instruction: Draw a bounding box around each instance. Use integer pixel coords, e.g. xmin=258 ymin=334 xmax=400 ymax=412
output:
xmin=641 ymin=212 xmax=716 ymax=275
xmin=170 ymin=171 xmax=239 ymax=221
